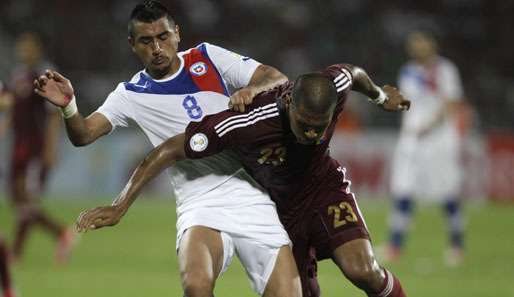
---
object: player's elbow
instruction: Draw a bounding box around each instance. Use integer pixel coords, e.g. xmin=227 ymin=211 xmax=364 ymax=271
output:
xmin=260 ymin=65 xmax=289 ymax=84
xmin=150 ymin=141 xmax=186 ymax=168
xmin=69 ymin=136 xmax=93 ymax=147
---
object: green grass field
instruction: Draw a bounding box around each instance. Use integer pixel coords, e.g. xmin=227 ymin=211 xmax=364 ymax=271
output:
xmin=1 ymin=197 xmax=513 ymax=297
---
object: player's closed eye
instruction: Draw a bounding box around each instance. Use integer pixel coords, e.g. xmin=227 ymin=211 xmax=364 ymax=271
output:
xmin=158 ymin=32 xmax=169 ymax=40
xmin=139 ymin=38 xmax=152 ymax=45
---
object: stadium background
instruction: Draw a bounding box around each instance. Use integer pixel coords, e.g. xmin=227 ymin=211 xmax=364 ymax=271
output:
xmin=0 ymin=0 xmax=513 ymax=296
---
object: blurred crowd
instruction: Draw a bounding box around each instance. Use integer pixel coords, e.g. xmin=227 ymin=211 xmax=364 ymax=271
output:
xmin=0 ymin=0 xmax=513 ymax=130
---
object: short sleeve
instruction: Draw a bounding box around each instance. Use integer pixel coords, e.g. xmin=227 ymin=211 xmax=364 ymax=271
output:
xmin=439 ymin=60 xmax=463 ymax=101
xmin=95 ymin=83 xmax=133 ymax=132
xmin=184 ymin=113 xmax=232 ymax=159
xmin=323 ymin=64 xmax=353 ymax=101
xmin=184 ymin=104 xmax=268 ymax=159
xmin=204 ymin=43 xmax=261 ymax=89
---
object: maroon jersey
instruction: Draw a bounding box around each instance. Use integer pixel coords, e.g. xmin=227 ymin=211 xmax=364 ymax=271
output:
xmin=185 ymin=64 xmax=367 ymax=297
xmin=185 ymin=64 xmax=353 ymax=215
xmin=7 ymin=63 xmax=55 ymax=183
xmin=8 ymin=64 xmax=50 ymax=143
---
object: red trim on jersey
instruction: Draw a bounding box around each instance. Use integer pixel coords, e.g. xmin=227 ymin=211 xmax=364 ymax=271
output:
xmin=182 ymin=48 xmax=227 ymax=96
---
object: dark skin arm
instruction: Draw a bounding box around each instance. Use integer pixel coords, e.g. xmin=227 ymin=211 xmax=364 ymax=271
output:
xmin=76 ymin=134 xmax=187 ymax=232
xmin=229 ymin=64 xmax=288 ymax=112
xmin=229 ymin=64 xmax=410 ymax=112
xmin=343 ymin=64 xmax=410 ymax=111
xmin=34 ymin=70 xmax=112 ymax=146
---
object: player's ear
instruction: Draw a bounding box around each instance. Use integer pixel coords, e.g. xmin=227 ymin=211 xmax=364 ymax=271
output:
xmin=175 ymin=25 xmax=181 ymax=43
xmin=128 ymin=37 xmax=136 ymax=53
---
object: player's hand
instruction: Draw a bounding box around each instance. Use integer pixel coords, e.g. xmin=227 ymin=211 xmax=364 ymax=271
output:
xmin=229 ymin=87 xmax=256 ymax=112
xmin=34 ymin=70 xmax=75 ymax=107
xmin=381 ymin=85 xmax=411 ymax=112
xmin=75 ymin=205 xmax=126 ymax=232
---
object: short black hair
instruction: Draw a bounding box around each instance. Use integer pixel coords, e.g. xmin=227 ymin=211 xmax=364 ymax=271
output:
xmin=128 ymin=0 xmax=176 ymax=38
xmin=291 ymin=73 xmax=337 ymax=115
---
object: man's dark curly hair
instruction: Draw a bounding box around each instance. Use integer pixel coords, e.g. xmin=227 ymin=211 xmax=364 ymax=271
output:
xmin=128 ymin=0 xmax=175 ymax=38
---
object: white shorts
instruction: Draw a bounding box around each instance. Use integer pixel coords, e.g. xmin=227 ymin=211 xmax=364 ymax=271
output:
xmin=391 ymin=127 xmax=461 ymax=200
xmin=176 ymin=202 xmax=291 ymax=295
xmin=218 ymin=231 xmax=282 ymax=295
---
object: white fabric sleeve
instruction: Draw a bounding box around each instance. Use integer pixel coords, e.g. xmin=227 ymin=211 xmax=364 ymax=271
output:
xmin=440 ymin=60 xmax=463 ymax=101
xmin=204 ymin=43 xmax=261 ymax=89
xmin=95 ymin=83 xmax=133 ymax=132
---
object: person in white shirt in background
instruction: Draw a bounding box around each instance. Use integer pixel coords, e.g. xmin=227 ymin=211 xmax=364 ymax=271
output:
xmin=34 ymin=1 xmax=301 ymax=296
xmin=387 ymin=30 xmax=465 ymax=266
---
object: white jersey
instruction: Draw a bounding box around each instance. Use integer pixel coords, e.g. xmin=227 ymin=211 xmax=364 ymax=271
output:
xmin=398 ymin=56 xmax=463 ymax=135
xmin=391 ymin=56 xmax=464 ymax=199
xmin=95 ymin=43 xmax=287 ymax=240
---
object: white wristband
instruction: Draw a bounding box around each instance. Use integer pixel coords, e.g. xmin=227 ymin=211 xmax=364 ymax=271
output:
xmin=61 ymin=96 xmax=78 ymax=119
xmin=369 ymin=88 xmax=388 ymax=105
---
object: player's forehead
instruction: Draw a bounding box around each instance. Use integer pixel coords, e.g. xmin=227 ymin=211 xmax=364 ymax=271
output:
xmin=407 ymin=32 xmax=434 ymax=47
xmin=292 ymin=104 xmax=331 ymax=126
xmin=132 ymin=17 xmax=173 ymax=38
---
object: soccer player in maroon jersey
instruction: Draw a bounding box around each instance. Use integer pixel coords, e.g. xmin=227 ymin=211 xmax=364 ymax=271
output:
xmin=5 ymin=32 xmax=74 ymax=263
xmin=77 ymin=64 xmax=410 ymax=297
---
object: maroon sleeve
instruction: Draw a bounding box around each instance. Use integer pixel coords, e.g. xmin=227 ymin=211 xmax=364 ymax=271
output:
xmin=184 ymin=109 xmax=255 ymax=159
xmin=185 ymin=112 xmax=234 ymax=159
xmin=323 ymin=64 xmax=353 ymax=102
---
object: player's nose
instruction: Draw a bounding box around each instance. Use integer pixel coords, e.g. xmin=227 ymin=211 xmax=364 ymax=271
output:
xmin=152 ymin=41 xmax=162 ymax=55
xmin=304 ymin=129 xmax=318 ymax=139
xmin=304 ymin=129 xmax=321 ymax=142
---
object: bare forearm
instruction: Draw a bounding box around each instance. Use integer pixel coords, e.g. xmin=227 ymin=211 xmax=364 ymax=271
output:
xmin=63 ymin=111 xmax=111 ymax=146
xmin=112 ymin=134 xmax=187 ymax=211
xmin=344 ymin=64 xmax=381 ymax=99
xmin=247 ymin=65 xmax=288 ymax=95
xmin=64 ymin=113 xmax=93 ymax=146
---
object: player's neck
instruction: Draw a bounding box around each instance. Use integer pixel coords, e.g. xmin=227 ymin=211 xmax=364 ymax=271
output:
xmin=417 ymin=55 xmax=437 ymax=67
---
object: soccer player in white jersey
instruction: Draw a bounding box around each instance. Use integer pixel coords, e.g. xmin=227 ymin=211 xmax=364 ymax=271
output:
xmin=387 ymin=31 xmax=465 ymax=265
xmin=33 ymin=1 xmax=301 ymax=296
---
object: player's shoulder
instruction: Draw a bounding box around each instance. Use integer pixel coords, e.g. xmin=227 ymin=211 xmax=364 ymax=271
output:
xmin=437 ymin=56 xmax=459 ymax=72
xmin=128 ymin=70 xmax=145 ymax=83
xmin=113 ymin=70 xmax=144 ymax=92
xmin=106 ymin=70 xmax=146 ymax=100
xmin=179 ymin=42 xmax=220 ymax=58
xmin=178 ymin=42 xmax=219 ymax=66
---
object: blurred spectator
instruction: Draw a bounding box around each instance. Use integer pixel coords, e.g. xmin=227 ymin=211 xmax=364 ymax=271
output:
xmin=386 ymin=31 xmax=465 ymax=266
xmin=4 ymin=32 xmax=74 ymax=263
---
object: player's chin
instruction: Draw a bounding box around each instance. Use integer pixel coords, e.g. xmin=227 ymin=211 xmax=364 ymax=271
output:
xmin=296 ymin=138 xmax=316 ymax=145
xmin=149 ymin=63 xmax=172 ymax=76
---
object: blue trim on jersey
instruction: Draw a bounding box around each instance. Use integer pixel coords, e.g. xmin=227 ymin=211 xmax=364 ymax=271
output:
xmin=400 ymin=65 xmax=425 ymax=87
xmin=197 ymin=44 xmax=230 ymax=96
xmin=123 ymin=71 xmax=201 ymax=95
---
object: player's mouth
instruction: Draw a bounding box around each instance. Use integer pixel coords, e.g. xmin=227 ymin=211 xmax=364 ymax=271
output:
xmin=296 ymin=137 xmax=316 ymax=145
xmin=152 ymin=56 xmax=168 ymax=65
